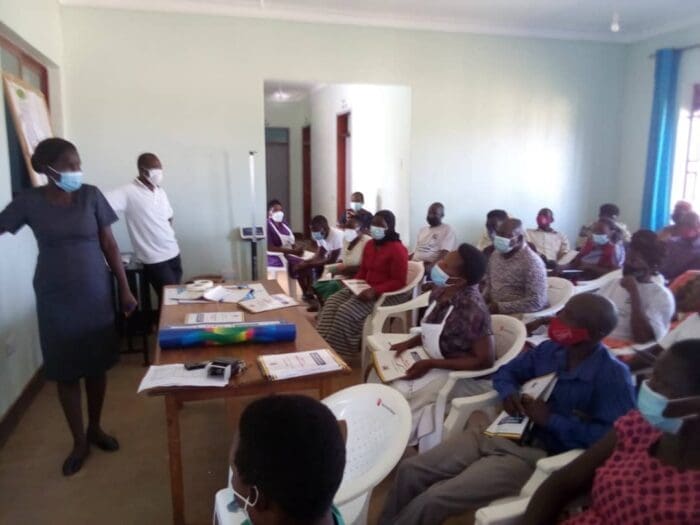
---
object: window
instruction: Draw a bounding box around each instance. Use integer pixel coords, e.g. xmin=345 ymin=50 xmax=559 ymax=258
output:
xmin=0 ymin=34 xmax=49 ymax=194
xmin=678 ymin=84 xmax=700 ymax=207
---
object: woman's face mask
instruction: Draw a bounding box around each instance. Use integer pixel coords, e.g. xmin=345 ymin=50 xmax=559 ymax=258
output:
xmin=430 ymin=264 xmax=450 ymax=287
xmin=592 ymin=233 xmax=609 ymax=245
xmin=637 ymin=380 xmax=699 ymax=435
xmin=344 ymin=228 xmax=359 ymax=243
xmin=350 ymin=202 xmax=363 ymax=212
xmin=271 ymin=211 xmax=284 ymax=223
xmin=48 ymin=166 xmax=83 ymax=193
xmin=311 ymin=230 xmax=324 ymax=242
xmin=370 ymin=226 xmax=386 ymax=240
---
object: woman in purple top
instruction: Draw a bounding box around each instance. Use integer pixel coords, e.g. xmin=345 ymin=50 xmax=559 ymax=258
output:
xmin=266 ymin=199 xmax=302 ymax=267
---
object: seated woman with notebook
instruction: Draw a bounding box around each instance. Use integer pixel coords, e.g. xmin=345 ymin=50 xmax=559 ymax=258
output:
xmin=369 ymin=243 xmax=495 ymax=449
xmin=317 ymin=209 xmax=408 ymax=356
xmin=309 ymin=214 xmax=372 ymax=311
xmin=563 ymin=218 xmax=625 ymax=280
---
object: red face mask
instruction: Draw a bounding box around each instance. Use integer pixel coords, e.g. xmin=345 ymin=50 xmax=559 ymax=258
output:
xmin=548 ymin=317 xmax=590 ymax=346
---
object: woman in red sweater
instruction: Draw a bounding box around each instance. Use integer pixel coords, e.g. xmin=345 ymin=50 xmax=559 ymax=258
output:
xmin=317 ymin=210 xmax=409 ymax=356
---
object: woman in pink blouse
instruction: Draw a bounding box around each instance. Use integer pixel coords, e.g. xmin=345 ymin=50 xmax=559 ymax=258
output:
xmin=523 ymin=340 xmax=700 ymax=524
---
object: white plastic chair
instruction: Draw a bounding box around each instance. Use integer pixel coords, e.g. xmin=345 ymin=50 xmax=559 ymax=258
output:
xmin=521 ymin=277 xmax=575 ymax=324
xmin=213 ymin=384 xmax=411 ymax=525
xmin=323 ymin=384 xmax=412 ymax=525
xmin=474 ymin=449 xmax=584 ymax=525
xmin=267 ymin=249 xmax=316 ymax=298
xmin=359 ymin=261 xmax=425 ymax=368
xmin=420 ymin=315 xmax=526 ymax=450
xmin=574 ymin=268 xmax=622 ymax=294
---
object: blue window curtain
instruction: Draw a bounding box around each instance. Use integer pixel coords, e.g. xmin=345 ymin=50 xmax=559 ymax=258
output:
xmin=641 ymin=48 xmax=682 ymax=230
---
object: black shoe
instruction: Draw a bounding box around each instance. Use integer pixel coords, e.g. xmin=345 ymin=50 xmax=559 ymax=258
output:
xmin=87 ymin=429 xmax=120 ymax=452
xmin=62 ymin=445 xmax=89 ymax=476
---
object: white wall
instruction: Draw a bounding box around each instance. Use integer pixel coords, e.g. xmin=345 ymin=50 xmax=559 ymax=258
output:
xmin=308 ymin=83 xmax=412 ymax=241
xmin=60 ymin=6 xmax=628 ymax=271
xmin=0 ymin=0 xmax=63 ymax=418
xmin=616 ymin=22 xmax=700 ymax=229
xmin=264 ymin=97 xmax=309 ymax=232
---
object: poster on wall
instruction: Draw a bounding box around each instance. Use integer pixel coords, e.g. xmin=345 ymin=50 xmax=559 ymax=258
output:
xmin=3 ymin=73 xmax=53 ymax=187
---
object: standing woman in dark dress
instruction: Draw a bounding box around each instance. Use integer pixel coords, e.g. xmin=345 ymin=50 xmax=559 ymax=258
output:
xmin=0 ymin=138 xmax=137 ymax=476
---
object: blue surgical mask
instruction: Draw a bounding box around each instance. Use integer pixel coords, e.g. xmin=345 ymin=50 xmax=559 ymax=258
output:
xmin=493 ymin=235 xmax=514 ymax=254
xmin=592 ymin=233 xmax=609 ymax=245
xmin=350 ymin=202 xmax=363 ymax=212
xmin=227 ymin=485 xmax=258 ymax=525
xmin=430 ymin=264 xmax=450 ymax=287
xmin=311 ymin=231 xmax=325 ymax=242
xmin=638 ymin=381 xmax=684 ymax=434
xmin=370 ymin=226 xmax=386 ymax=240
xmin=49 ymin=167 xmax=83 ymax=193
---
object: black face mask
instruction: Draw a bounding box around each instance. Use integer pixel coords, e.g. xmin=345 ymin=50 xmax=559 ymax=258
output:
xmin=622 ymin=264 xmax=647 ymax=281
xmin=427 ymin=216 xmax=441 ymax=227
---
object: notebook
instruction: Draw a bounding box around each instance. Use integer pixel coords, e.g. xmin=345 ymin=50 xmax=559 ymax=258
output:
xmin=257 ymin=349 xmax=349 ymax=380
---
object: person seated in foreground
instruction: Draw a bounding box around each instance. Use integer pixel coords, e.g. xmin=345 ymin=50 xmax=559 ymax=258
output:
xmin=658 ymin=199 xmax=693 ymax=241
xmin=598 ymin=230 xmax=674 ymax=345
xmin=576 ymin=203 xmax=631 ymax=249
xmin=228 ymin=395 xmax=346 ymax=525
xmin=266 ymin=199 xmax=303 ymax=266
xmin=523 ymin=340 xmax=700 ymax=525
xmin=288 ymin=215 xmax=343 ymax=303
xmin=317 ymin=210 xmax=409 ymax=357
xmin=309 ymin=215 xmax=372 ymax=311
xmin=566 ymin=218 xmax=625 ymax=280
xmin=378 ymin=293 xmax=635 ymax=525
xmin=660 ymin=211 xmax=700 ymax=281
xmin=371 ymin=244 xmax=495 ymax=449
xmin=484 ymin=218 xmax=547 ymax=314
xmin=337 ymin=191 xmax=372 ymax=227
xmin=477 ymin=209 xmax=509 ymax=253
xmin=526 ymin=208 xmax=571 ymax=268
xmin=411 ymin=202 xmax=458 ymax=273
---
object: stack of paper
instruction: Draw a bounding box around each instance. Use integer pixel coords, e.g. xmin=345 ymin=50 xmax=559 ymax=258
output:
xmin=343 ymin=279 xmax=371 ymax=295
xmin=372 ymin=346 xmax=430 ymax=383
xmin=258 ymin=349 xmax=347 ymax=380
xmin=137 ymin=364 xmax=231 ymax=393
xmin=185 ymin=311 xmax=244 ymax=325
xmin=484 ymin=372 xmax=558 ymax=440
xmin=239 ymin=293 xmax=299 ymax=313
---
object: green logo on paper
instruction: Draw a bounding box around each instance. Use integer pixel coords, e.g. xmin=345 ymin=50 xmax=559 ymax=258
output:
xmin=16 ymin=88 xmax=26 ymax=99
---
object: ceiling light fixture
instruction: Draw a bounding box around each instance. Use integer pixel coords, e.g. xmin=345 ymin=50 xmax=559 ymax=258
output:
xmin=610 ymin=12 xmax=621 ymax=33
xmin=274 ymin=88 xmax=290 ymax=101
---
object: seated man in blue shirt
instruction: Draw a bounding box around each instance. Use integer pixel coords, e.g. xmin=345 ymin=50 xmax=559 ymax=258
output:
xmin=379 ymin=293 xmax=635 ymax=525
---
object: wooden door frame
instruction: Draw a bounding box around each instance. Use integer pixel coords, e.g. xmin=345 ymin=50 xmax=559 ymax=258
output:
xmin=336 ymin=112 xmax=351 ymax=221
xmin=302 ymin=125 xmax=312 ymax=234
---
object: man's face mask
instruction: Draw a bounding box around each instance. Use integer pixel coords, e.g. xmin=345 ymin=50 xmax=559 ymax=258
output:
xmin=637 ymin=381 xmax=700 ymax=435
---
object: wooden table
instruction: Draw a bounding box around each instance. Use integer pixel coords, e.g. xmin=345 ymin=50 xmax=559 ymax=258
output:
xmin=148 ymin=281 xmax=351 ymax=525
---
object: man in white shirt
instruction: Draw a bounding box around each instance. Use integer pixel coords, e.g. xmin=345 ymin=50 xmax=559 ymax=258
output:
xmin=412 ymin=202 xmax=458 ymax=272
xmin=288 ymin=215 xmax=343 ymax=305
xmin=106 ymin=153 xmax=182 ymax=302
xmin=526 ymin=208 xmax=571 ymax=268
xmin=598 ymin=230 xmax=674 ymax=344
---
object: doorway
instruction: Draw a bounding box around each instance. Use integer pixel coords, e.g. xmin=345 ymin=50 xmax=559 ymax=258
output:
xmin=302 ymin=125 xmax=312 ymax=233
xmin=265 ymin=127 xmax=290 ymax=213
xmin=336 ymin=112 xmax=351 ymax=220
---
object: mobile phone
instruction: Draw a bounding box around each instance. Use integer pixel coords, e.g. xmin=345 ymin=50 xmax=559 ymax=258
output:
xmin=184 ymin=361 xmax=207 ymax=370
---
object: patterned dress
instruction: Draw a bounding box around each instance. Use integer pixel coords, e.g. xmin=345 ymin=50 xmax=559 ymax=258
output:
xmin=564 ymin=410 xmax=700 ymax=524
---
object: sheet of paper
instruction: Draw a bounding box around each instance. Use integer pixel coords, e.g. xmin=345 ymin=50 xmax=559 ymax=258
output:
xmin=258 ymin=349 xmax=342 ymax=380
xmin=372 ymin=347 xmax=430 ymax=382
xmin=137 ymin=364 xmax=231 ymax=392
xmin=343 ymin=279 xmax=371 ymax=296
xmin=163 ymin=287 xmax=206 ymax=306
xmin=239 ymin=293 xmax=298 ymax=313
xmin=184 ymin=311 xmax=244 ymax=325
